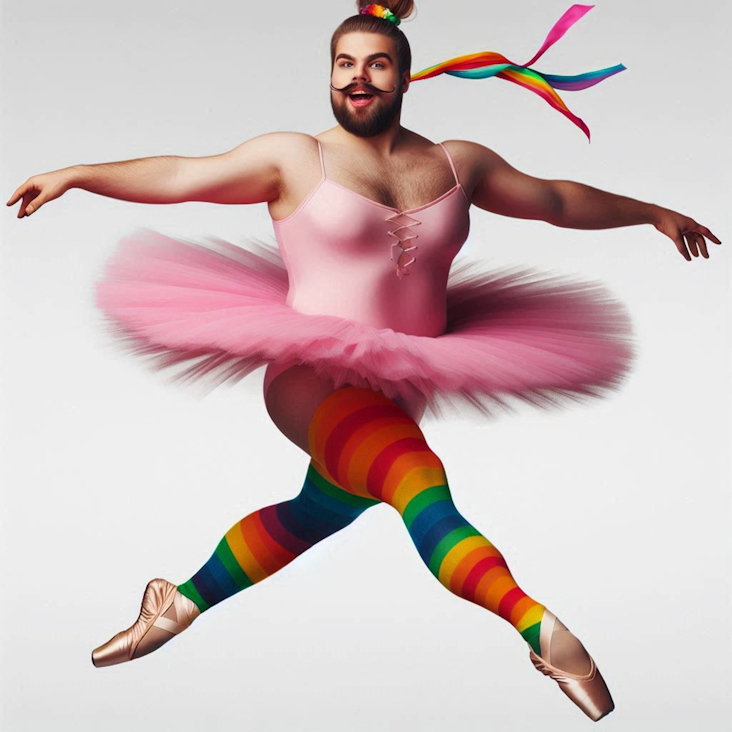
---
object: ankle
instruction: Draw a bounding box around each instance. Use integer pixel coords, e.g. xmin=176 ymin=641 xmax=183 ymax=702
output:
xmin=175 ymin=581 xmax=207 ymax=616
xmin=164 ymin=589 xmax=202 ymax=626
xmin=180 ymin=591 xmax=202 ymax=622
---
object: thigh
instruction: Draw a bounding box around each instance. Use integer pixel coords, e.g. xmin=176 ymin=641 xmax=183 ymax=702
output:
xmin=263 ymin=363 xmax=341 ymax=455
xmin=263 ymin=362 xmax=427 ymax=455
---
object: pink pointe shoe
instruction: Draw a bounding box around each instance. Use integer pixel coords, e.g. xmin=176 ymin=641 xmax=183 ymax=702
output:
xmin=528 ymin=609 xmax=615 ymax=722
xmin=91 ymin=578 xmax=200 ymax=667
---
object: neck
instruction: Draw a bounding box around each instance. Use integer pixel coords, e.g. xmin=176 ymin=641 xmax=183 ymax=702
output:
xmin=332 ymin=121 xmax=409 ymax=157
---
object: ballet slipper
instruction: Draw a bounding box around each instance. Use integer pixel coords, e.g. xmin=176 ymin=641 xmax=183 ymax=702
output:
xmin=528 ymin=609 xmax=615 ymax=722
xmin=91 ymin=578 xmax=200 ymax=667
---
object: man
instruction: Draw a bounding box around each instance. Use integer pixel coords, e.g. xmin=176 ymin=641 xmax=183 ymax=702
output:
xmin=4 ymin=24 xmax=722 ymax=723
xmin=7 ymin=30 xmax=721 ymax=261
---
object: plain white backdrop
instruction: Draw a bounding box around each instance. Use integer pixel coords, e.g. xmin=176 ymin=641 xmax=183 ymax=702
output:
xmin=1 ymin=1 xmax=730 ymax=730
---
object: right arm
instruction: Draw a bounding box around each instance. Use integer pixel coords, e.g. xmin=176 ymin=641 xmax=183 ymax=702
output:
xmin=7 ymin=132 xmax=292 ymax=217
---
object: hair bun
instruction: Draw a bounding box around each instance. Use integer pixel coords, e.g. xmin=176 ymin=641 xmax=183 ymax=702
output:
xmin=356 ymin=1 xmax=416 ymax=22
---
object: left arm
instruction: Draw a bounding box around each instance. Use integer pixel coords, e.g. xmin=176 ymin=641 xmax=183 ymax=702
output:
xmin=466 ymin=142 xmax=722 ymax=261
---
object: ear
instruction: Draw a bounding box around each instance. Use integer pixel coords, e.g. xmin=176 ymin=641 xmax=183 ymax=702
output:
xmin=401 ymin=69 xmax=411 ymax=93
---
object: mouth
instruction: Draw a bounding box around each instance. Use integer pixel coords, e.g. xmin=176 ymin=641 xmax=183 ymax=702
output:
xmin=349 ymin=91 xmax=375 ymax=107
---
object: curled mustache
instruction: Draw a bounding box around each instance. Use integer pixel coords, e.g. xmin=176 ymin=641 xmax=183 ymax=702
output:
xmin=329 ymin=81 xmax=397 ymax=94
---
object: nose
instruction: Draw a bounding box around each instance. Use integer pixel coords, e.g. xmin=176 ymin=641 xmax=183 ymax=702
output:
xmin=352 ymin=62 xmax=372 ymax=82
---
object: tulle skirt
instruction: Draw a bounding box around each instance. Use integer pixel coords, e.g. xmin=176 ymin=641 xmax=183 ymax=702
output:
xmin=94 ymin=228 xmax=637 ymax=420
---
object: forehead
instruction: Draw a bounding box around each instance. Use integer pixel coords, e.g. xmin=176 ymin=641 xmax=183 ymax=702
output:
xmin=334 ymin=32 xmax=396 ymax=60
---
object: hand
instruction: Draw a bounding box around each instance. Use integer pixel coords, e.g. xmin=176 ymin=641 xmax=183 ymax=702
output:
xmin=652 ymin=208 xmax=722 ymax=261
xmin=6 ymin=168 xmax=76 ymax=218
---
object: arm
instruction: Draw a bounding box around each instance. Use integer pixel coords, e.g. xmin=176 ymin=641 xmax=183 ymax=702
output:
xmin=7 ymin=132 xmax=289 ymax=216
xmin=163 ymin=132 xmax=286 ymax=205
xmin=468 ymin=142 xmax=721 ymax=261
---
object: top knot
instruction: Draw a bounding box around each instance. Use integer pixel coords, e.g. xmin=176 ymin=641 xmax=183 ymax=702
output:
xmin=359 ymin=3 xmax=401 ymax=26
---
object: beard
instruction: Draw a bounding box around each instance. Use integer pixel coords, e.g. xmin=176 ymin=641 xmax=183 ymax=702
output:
xmin=330 ymin=87 xmax=403 ymax=137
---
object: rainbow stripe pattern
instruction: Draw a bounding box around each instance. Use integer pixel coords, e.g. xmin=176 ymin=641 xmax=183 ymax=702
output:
xmin=176 ymin=461 xmax=379 ymax=612
xmin=409 ymin=4 xmax=626 ymax=141
xmin=360 ymin=3 xmax=401 ymax=26
xmin=307 ymin=386 xmax=547 ymax=653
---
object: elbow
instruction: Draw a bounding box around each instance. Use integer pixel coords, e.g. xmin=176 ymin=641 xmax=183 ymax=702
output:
xmin=544 ymin=182 xmax=565 ymax=227
xmin=165 ymin=156 xmax=189 ymax=203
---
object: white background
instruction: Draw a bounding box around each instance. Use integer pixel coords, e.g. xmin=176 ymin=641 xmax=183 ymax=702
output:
xmin=1 ymin=1 xmax=730 ymax=730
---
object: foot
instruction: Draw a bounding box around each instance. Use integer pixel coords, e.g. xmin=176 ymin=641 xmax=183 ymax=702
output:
xmin=528 ymin=608 xmax=615 ymax=722
xmin=544 ymin=616 xmax=593 ymax=676
xmin=92 ymin=578 xmax=201 ymax=667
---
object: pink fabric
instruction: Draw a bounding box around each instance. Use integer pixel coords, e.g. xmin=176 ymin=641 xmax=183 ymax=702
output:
xmin=522 ymin=3 xmax=594 ymax=67
xmin=275 ymin=141 xmax=470 ymax=336
xmin=95 ymin=141 xmax=636 ymax=420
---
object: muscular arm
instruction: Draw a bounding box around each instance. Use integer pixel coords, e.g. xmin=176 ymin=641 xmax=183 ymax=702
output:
xmin=8 ymin=131 xmax=309 ymax=218
xmin=68 ymin=132 xmax=287 ymax=205
xmin=468 ymin=142 xmax=660 ymax=229
xmin=168 ymin=132 xmax=285 ymax=205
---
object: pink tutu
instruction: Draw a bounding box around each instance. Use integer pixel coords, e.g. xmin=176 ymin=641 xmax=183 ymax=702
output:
xmin=94 ymin=228 xmax=636 ymax=420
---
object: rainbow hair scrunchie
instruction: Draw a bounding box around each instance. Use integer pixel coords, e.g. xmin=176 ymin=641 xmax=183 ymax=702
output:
xmin=360 ymin=3 xmax=401 ymax=26
xmin=410 ymin=4 xmax=625 ymax=141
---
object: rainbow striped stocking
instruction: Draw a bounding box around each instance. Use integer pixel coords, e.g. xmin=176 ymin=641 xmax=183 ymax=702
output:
xmin=176 ymin=460 xmax=379 ymax=612
xmin=307 ymin=386 xmax=547 ymax=654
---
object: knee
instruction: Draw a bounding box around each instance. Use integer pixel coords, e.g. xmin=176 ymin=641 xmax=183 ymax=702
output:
xmin=365 ymin=446 xmax=451 ymax=514
xmin=295 ymin=461 xmax=381 ymax=527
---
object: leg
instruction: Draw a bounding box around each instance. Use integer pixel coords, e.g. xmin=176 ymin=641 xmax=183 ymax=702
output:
xmin=262 ymin=360 xmax=427 ymax=455
xmin=306 ymin=385 xmax=614 ymax=721
xmin=305 ymin=385 xmax=547 ymax=651
xmin=92 ymin=363 xmax=379 ymax=666
xmin=175 ymin=459 xmax=379 ymax=612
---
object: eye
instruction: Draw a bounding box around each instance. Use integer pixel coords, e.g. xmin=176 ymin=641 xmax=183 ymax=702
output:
xmin=338 ymin=61 xmax=386 ymax=69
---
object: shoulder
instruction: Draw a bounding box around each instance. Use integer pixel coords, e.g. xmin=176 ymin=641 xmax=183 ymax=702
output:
xmin=232 ymin=131 xmax=319 ymax=166
xmin=213 ymin=132 xmax=322 ymax=203
xmin=440 ymin=139 xmax=506 ymax=169
xmin=438 ymin=139 xmax=511 ymax=191
xmin=263 ymin=131 xmax=320 ymax=149
xmin=243 ymin=130 xmax=315 ymax=145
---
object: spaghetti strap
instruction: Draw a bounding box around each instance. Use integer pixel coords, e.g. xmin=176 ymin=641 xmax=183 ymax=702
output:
xmin=316 ymin=139 xmax=327 ymax=181
xmin=438 ymin=142 xmax=460 ymax=187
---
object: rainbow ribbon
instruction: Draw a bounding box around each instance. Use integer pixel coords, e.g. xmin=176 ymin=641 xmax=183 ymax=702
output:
xmin=409 ymin=4 xmax=626 ymax=141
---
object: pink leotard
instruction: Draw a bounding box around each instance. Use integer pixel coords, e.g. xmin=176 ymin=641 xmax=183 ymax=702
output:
xmin=264 ymin=139 xmax=471 ymax=396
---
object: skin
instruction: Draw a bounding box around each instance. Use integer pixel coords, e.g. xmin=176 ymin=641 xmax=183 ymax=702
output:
xmin=6 ymin=29 xmax=722 ymax=454
xmin=7 ymin=29 xmax=721 ymax=678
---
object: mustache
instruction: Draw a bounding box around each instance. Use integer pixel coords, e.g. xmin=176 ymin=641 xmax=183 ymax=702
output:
xmin=329 ymin=81 xmax=398 ymax=94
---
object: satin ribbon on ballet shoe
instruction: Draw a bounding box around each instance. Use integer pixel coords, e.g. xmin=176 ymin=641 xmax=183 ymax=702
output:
xmin=91 ymin=578 xmax=200 ymax=667
xmin=528 ymin=609 xmax=615 ymax=722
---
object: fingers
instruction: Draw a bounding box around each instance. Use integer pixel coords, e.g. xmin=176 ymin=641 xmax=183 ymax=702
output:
xmin=674 ymin=233 xmax=691 ymax=261
xmin=675 ymin=222 xmax=722 ymax=261
xmin=19 ymin=192 xmax=43 ymax=218
xmin=680 ymin=224 xmax=722 ymax=261
xmin=684 ymin=232 xmax=699 ymax=258
xmin=694 ymin=233 xmax=709 ymax=259
xmin=7 ymin=182 xmax=41 ymax=217
xmin=6 ymin=182 xmax=28 ymax=208
xmin=24 ymin=193 xmax=44 ymax=216
xmin=683 ymin=232 xmax=711 ymax=259
xmin=696 ymin=224 xmax=722 ymax=246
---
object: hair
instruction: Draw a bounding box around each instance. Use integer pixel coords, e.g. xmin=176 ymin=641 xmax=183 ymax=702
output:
xmin=331 ymin=1 xmax=415 ymax=78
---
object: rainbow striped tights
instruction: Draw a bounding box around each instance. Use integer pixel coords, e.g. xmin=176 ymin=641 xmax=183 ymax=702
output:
xmin=177 ymin=386 xmax=547 ymax=653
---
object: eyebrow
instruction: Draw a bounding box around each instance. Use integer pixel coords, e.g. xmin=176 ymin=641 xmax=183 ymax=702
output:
xmin=335 ymin=52 xmax=393 ymax=63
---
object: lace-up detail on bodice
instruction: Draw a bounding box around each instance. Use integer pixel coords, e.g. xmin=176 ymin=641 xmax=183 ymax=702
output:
xmin=387 ymin=212 xmax=422 ymax=279
xmin=271 ymin=139 xmax=471 ymax=335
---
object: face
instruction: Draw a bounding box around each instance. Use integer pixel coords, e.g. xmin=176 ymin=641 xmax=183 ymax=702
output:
xmin=330 ymin=32 xmax=408 ymax=137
